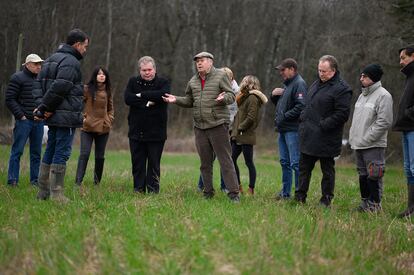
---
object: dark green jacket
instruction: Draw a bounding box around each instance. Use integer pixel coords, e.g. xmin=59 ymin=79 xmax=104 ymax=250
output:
xmin=231 ymin=90 xmax=268 ymax=145
xmin=175 ymin=67 xmax=235 ymax=129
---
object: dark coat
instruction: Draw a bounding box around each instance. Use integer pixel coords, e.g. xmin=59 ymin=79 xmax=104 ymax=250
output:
xmin=299 ymin=72 xmax=352 ymax=157
xmin=271 ymin=73 xmax=307 ymax=132
xmin=393 ymin=61 xmax=414 ymax=132
xmin=5 ymin=67 xmax=38 ymax=120
xmin=124 ymin=75 xmax=170 ymax=141
xmin=32 ymin=44 xmax=84 ymax=128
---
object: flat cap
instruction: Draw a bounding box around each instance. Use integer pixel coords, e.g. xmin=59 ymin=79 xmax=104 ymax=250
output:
xmin=193 ymin=51 xmax=214 ymax=61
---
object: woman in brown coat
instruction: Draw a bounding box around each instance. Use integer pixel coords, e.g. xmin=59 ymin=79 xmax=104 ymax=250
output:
xmin=231 ymin=75 xmax=267 ymax=195
xmin=75 ymin=66 xmax=114 ymax=185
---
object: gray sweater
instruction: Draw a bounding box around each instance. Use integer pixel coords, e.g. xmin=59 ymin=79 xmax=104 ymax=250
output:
xmin=349 ymin=81 xmax=393 ymax=150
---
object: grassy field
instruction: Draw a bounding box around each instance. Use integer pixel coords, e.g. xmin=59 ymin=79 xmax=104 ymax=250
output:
xmin=0 ymin=144 xmax=413 ymax=274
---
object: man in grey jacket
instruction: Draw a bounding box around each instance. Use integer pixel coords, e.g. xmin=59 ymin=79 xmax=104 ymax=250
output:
xmin=349 ymin=64 xmax=393 ymax=212
xmin=163 ymin=52 xmax=240 ymax=202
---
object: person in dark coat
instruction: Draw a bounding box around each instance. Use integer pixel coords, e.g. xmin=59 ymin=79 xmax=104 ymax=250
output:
xmin=32 ymin=29 xmax=89 ymax=203
xmin=394 ymin=44 xmax=414 ymax=218
xmin=6 ymin=54 xmax=44 ymax=187
xmin=124 ymin=56 xmax=170 ymax=194
xmin=294 ymin=55 xmax=352 ymax=207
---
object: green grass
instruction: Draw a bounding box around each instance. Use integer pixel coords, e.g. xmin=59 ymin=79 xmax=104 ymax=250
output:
xmin=0 ymin=144 xmax=413 ymax=274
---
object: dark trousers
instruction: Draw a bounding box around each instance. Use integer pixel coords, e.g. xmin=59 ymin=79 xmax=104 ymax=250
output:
xmin=231 ymin=143 xmax=256 ymax=189
xmin=129 ymin=139 xmax=165 ymax=193
xmin=295 ymin=152 xmax=335 ymax=203
xmin=194 ymin=124 xmax=239 ymax=199
xmin=79 ymin=131 xmax=109 ymax=159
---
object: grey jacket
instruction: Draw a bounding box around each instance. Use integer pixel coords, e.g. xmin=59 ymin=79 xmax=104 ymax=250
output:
xmin=175 ymin=67 xmax=235 ymax=129
xmin=349 ymin=81 xmax=393 ymax=150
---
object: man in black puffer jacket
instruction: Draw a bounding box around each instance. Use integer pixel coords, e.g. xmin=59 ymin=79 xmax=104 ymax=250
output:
xmin=6 ymin=54 xmax=44 ymax=187
xmin=32 ymin=29 xmax=89 ymax=203
xmin=124 ymin=56 xmax=170 ymax=194
xmin=295 ymin=55 xmax=352 ymax=207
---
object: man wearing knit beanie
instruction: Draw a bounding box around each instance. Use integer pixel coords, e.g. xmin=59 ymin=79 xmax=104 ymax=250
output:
xmin=349 ymin=64 xmax=393 ymax=212
xmin=394 ymin=44 xmax=414 ymax=218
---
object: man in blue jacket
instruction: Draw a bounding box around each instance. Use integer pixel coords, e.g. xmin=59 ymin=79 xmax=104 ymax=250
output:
xmin=33 ymin=29 xmax=89 ymax=203
xmin=271 ymin=58 xmax=307 ymax=200
xmin=6 ymin=54 xmax=44 ymax=187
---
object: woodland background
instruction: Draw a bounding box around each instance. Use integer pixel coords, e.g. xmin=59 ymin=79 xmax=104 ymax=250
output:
xmin=1 ymin=0 xmax=413 ymax=160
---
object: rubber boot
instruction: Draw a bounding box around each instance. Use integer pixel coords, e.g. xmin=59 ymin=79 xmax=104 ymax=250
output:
xmin=398 ymin=184 xmax=414 ymax=218
xmin=356 ymin=175 xmax=369 ymax=211
xmin=36 ymin=163 xmax=51 ymax=200
xmin=50 ymin=164 xmax=70 ymax=203
xmin=75 ymin=155 xmax=89 ymax=185
xmin=94 ymin=158 xmax=105 ymax=185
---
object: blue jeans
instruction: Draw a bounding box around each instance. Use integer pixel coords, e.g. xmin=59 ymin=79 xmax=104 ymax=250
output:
xmin=278 ymin=131 xmax=300 ymax=196
xmin=402 ymin=131 xmax=414 ymax=184
xmin=42 ymin=127 xmax=76 ymax=165
xmin=7 ymin=119 xmax=44 ymax=184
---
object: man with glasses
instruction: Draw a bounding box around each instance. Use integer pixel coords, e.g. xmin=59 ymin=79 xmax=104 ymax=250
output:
xmin=294 ymin=55 xmax=352 ymax=207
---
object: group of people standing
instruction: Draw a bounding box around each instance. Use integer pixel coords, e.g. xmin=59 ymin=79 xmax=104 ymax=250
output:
xmin=4 ymin=27 xmax=414 ymax=218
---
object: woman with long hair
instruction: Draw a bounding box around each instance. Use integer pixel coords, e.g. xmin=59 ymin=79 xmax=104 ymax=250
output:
xmin=75 ymin=66 xmax=114 ymax=185
xmin=231 ymin=75 xmax=267 ymax=195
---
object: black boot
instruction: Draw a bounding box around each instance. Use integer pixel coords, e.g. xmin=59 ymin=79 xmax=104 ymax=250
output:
xmin=94 ymin=158 xmax=105 ymax=185
xmin=75 ymin=155 xmax=89 ymax=185
xmin=356 ymin=175 xmax=369 ymax=211
xmin=365 ymin=178 xmax=382 ymax=212
xmin=398 ymin=184 xmax=414 ymax=218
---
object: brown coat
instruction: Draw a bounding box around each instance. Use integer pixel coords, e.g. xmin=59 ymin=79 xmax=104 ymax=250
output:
xmin=231 ymin=90 xmax=267 ymax=145
xmin=82 ymin=85 xmax=114 ymax=134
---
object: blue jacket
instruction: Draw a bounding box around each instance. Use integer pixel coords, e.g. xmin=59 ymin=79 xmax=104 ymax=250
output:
xmin=32 ymin=44 xmax=84 ymax=128
xmin=271 ymin=73 xmax=307 ymax=132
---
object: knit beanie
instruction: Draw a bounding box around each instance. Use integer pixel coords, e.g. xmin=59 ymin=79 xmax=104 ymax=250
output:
xmin=362 ymin=64 xmax=383 ymax=83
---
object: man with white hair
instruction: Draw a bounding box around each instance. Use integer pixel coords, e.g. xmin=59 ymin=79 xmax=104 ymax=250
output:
xmin=6 ymin=53 xmax=44 ymax=187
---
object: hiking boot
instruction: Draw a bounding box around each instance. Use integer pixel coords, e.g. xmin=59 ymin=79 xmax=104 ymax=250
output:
xmin=275 ymin=193 xmax=290 ymax=201
xmin=230 ymin=195 xmax=240 ymax=203
xmin=37 ymin=163 xmax=51 ymax=200
xmin=50 ymin=164 xmax=70 ymax=204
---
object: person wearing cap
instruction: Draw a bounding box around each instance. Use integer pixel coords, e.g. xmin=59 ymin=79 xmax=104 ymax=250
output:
xmin=294 ymin=55 xmax=352 ymax=207
xmin=32 ymin=29 xmax=89 ymax=203
xmin=349 ymin=64 xmax=393 ymax=212
xmin=394 ymin=44 xmax=414 ymax=218
xmin=163 ymin=51 xmax=240 ymax=202
xmin=5 ymin=54 xmax=44 ymax=187
xmin=271 ymin=58 xmax=307 ymax=200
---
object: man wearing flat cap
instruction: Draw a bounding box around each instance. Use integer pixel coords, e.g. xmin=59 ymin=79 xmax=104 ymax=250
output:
xmin=163 ymin=51 xmax=240 ymax=202
xmin=394 ymin=44 xmax=414 ymax=218
xmin=349 ymin=64 xmax=393 ymax=212
xmin=271 ymin=58 xmax=307 ymax=200
xmin=6 ymin=54 xmax=44 ymax=187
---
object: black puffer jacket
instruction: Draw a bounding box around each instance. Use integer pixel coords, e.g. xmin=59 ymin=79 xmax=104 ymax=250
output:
xmin=32 ymin=44 xmax=84 ymax=128
xmin=124 ymin=75 xmax=170 ymax=141
xmin=299 ymin=72 xmax=352 ymax=157
xmin=393 ymin=61 xmax=414 ymax=132
xmin=5 ymin=67 xmax=38 ymax=120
